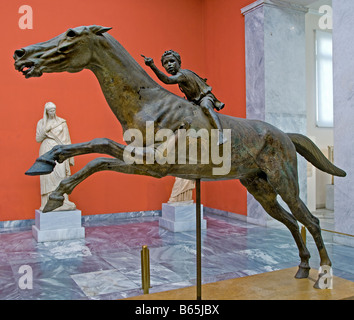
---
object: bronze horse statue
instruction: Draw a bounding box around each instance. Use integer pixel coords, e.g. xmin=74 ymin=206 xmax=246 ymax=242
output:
xmin=13 ymin=25 xmax=346 ymax=286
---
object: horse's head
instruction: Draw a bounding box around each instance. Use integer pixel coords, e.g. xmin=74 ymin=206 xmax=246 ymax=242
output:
xmin=14 ymin=25 xmax=112 ymax=78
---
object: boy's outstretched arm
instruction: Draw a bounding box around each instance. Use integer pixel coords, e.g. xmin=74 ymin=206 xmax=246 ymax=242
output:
xmin=141 ymin=55 xmax=180 ymax=85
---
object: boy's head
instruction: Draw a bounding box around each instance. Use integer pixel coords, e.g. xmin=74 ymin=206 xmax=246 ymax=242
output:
xmin=161 ymin=50 xmax=181 ymax=75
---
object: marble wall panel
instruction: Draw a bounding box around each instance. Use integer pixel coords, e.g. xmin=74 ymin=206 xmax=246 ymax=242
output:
xmin=243 ymin=1 xmax=307 ymax=225
xmin=244 ymin=4 xmax=268 ymax=225
xmin=333 ymin=0 xmax=354 ymax=246
xmin=264 ymin=5 xmax=307 ymax=117
xmin=245 ymin=5 xmax=265 ymax=121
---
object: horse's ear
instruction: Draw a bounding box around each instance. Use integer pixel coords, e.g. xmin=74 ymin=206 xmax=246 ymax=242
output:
xmin=88 ymin=25 xmax=112 ymax=35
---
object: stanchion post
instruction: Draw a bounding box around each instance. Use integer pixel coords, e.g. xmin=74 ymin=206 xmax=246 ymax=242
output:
xmin=141 ymin=245 xmax=150 ymax=294
xmin=196 ymin=178 xmax=202 ymax=300
xmin=301 ymin=226 xmax=306 ymax=245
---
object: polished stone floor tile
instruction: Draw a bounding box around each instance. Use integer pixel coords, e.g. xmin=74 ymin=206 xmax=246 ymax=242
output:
xmin=0 ymin=211 xmax=353 ymax=300
xmin=71 ymin=269 xmax=140 ymax=297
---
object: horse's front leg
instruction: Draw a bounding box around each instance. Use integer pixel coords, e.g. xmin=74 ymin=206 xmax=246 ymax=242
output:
xmin=43 ymin=157 xmax=167 ymax=212
xmin=26 ymin=138 xmax=126 ymax=176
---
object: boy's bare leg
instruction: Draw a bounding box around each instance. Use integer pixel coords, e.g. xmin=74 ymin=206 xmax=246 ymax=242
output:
xmin=200 ymin=103 xmax=227 ymax=145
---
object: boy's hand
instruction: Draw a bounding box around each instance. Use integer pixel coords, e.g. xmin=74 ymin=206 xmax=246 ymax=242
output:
xmin=141 ymin=54 xmax=154 ymax=67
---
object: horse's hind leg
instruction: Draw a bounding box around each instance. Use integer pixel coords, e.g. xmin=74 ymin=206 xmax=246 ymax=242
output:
xmin=263 ymin=160 xmax=332 ymax=287
xmin=283 ymin=196 xmax=331 ymax=267
xmin=265 ymin=169 xmax=332 ymax=269
xmin=240 ymin=174 xmax=311 ymax=278
xmin=43 ymin=157 xmax=164 ymax=212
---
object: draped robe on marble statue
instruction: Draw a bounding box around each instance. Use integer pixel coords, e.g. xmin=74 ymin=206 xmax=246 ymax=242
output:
xmin=168 ymin=178 xmax=195 ymax=203
xmin=36 ymin=102 xmax=76 ymax=211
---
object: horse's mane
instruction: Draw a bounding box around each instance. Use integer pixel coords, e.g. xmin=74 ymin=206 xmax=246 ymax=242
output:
xmin=103 ymin=33 xmax=161 ymax=89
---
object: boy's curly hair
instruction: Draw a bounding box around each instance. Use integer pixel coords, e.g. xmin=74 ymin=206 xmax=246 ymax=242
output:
xmin=161 ymin=50 xmax=181 ymax=66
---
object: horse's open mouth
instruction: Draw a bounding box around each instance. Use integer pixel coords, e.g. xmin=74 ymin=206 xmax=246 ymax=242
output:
xmin=15 ymin=61 xmax=42 ymax=78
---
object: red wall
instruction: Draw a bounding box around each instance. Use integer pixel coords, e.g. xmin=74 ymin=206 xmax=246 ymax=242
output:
xmin=202 ymin=0 xmax=252 ymax=214
xmin=0 ymin=0 xmax=253 ymax=221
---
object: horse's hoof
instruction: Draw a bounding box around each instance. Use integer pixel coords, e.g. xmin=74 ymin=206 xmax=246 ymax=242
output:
xmin=25 ymin=158 xmax=56 ymax=176
xmin=42 ymin=194 xmax=64 ymax=212
xmin=294 ymin=266 xmax=310 ymax=279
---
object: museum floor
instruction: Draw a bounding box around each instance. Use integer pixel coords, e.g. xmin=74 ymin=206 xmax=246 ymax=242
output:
xmin=0 ymin=209 xmax=353 ymax=300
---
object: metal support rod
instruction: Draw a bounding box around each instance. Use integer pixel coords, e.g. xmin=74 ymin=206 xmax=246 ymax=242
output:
xmin=301 ymin=226 xmax=306 ymax=245
xmin=321 ymin=228 xmax=354 ymax=238
xmin=196 ymin=178 xmax=202 ymax=300
xmin=141 ymin=245 xmax=150 ymax=294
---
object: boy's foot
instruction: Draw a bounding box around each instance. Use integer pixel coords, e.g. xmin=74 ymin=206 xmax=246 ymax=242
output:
xmin=214 ymin=102 xmax=225 ymax=111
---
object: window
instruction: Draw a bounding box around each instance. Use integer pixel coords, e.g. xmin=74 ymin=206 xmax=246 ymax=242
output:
xmin=315 ymin=30 xmax=333 ymax=127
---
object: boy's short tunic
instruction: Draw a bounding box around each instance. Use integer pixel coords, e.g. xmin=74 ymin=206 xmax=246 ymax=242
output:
xmin=178 ymin=69 xmax=224 ymax=110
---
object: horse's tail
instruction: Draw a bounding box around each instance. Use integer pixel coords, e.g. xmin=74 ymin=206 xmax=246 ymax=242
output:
xmin=287 ymin=133 xmax=346 ymax=177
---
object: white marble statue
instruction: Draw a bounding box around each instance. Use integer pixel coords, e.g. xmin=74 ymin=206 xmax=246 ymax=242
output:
xmin=168 ymin=177 xmax=195 ymax=204
xmin=36 ymin=102 xmax=76 ymax=211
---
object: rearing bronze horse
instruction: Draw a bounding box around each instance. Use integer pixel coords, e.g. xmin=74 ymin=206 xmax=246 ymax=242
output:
xmin=13 ymin=25 xmax=346 ymax=286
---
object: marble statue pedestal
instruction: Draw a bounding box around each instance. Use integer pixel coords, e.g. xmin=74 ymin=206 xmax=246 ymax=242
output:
xmin=32 ymin=209 xmax=85 ymax=242
xmin=159 ymin=202 xmax=207 ymax=232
